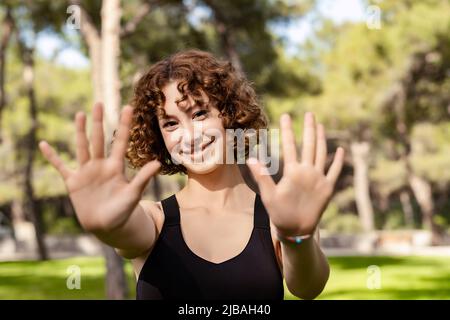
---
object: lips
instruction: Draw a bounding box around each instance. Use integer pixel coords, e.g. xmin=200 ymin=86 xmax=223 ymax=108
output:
xmin=180 ymin=137 xmax=215 ymax=156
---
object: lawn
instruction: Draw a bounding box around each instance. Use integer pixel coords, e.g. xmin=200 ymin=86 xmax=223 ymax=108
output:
xmin=0 ymin=256 xmax=449 ymax=299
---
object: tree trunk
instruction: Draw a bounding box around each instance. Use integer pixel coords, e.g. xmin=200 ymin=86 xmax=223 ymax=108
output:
xmin=10 ymin=199 xmax=35 ymax=252
xmin=0 ymin=6 xmax=14 ymax=143
xmin=408 ymin=175 xmax=434 ymax=230
xmin=71 ymin=0 xmax=103 ymax=102
xmin=74 ymin=0 xmax=128 ymax=299
xmin=351 ymin=141 xmax=375 ymax=232
xmin=215 ymin=20 xmax=243 ymax=74
xmin=389 ymin=80 xmax=439 ymax=241
xmin=21 ymin=45 xmax=48 ymax=260
xmin=152 ymin=176 xmax=162 ymax=200
xmin=100 ymin=0 xmax=129 ymax=300
xmin=202 ymin=0 xmax=243 ymax=74
xmin=101 ymin=0 xmax=121 ymax=143
xmin=102 ymin=243 xmax=129 ymax=299
xmin=399 ymin=189 xmax=414 ymax=227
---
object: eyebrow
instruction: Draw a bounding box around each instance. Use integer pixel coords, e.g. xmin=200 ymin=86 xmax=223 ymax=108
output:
xmin=158 ymin=103 xmax=208 ymax=120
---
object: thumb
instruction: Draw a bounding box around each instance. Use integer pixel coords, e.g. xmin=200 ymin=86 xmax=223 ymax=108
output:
xmin=246 ymin=157 xmax=276 ymax=197
xmin=129 ymin=160 xmax=161 ymax=195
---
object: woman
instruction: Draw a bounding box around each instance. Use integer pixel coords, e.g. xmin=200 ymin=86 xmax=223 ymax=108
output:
xmin=39 ymin=50 xmax=344 ymax=300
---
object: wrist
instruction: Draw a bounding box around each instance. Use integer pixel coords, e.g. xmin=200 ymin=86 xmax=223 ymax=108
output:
xmin=275 ymin=226 xmax=316 ymax=246
xmin=276 ymin=231 xmax=313 ymax=245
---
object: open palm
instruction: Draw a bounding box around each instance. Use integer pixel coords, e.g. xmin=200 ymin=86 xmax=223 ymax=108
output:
xmin=247 ymin=112 xmax=345 ymax=237
xmin=39 ymin=103 xmax=161 ymax=232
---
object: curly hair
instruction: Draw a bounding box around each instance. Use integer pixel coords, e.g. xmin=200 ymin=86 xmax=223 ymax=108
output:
xmin=125 ymin=49 xmax=268 ymax=175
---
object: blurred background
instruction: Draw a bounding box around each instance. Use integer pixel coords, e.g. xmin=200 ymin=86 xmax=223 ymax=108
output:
xmin=0 ymin=0 xmax=449 ymax=300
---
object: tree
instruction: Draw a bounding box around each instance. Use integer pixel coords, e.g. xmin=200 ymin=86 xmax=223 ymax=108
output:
xmin=0 ymin=5 xmax=14 ymax=143
xmin=299 ymin=0 xmax=450 ymax=238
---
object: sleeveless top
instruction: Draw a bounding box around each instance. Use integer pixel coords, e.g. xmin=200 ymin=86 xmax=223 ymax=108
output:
xmin=136 ymin=193 xmax=284 ymax=300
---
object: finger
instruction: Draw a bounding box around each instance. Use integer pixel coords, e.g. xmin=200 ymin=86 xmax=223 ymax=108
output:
xmin=75 ymin=111 xmax=90 ymax=165
xmin=314 ymin=123 xmax=327 ymax=172
xmin=280 ymin=113 xmax=297 ymax=165
xmin=39 ymin=140 xmax=72 ymax=180
xmin=326 ymin=147 xmax=345 ymax=185
xmin=129 ymin=160 xmax=161 ymax=194
xmin=301 ymin=112 xmax=316 ymax=165
xmin=246 ymin=157 xmax=276 ymax=197
xmin=91 ymin=102 xmax=105 ymax=158
xmin=111 ymin=105 xmax=133 ymax=162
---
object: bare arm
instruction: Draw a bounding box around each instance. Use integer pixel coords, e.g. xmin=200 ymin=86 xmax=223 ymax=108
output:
xmin=103 ymin=201 xmax=157 ymax=259
xmin=280 ymin=229 xmax=330 ymax=300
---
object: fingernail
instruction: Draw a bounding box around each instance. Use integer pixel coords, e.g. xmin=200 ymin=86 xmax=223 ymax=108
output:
xmin=318 ymin=123 xmax=324 ymax=132
xmin=305 ymin=112 xmax=315 ymax=124
xmin=247 ymin=157 xmax=258 ymax=165
xmin=76 ymin=111 xmax=84 ymax=119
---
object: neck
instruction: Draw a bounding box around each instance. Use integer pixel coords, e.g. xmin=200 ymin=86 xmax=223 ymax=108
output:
xmin=180 ymin=164 xmax=255 ymax=209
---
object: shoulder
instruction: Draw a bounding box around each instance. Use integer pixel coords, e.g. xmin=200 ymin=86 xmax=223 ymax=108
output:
xmin=139 ymin=199 xmax=165 ymax=232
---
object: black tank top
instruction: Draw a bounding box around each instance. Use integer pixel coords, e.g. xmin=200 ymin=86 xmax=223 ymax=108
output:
xmin=136 ymin=193 xmax=284 ymax=300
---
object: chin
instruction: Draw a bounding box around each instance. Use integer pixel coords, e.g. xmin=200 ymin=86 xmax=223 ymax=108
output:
xmin=184 ymin=161 xmax=222 ymax=175
xmin=181 ymin=149 xmax=224 ymax=175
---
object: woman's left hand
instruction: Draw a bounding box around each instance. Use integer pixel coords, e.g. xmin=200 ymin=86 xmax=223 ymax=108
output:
xmin=247 ymin=112 xmax=345 ymax=237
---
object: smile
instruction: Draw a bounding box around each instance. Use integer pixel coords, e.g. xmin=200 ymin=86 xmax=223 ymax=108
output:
xmin=180 ymin=137 xmax=215 ymax=157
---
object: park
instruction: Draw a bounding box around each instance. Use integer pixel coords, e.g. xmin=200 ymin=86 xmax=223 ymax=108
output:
xmin=0 ymin=0 xmax=449 ymax=301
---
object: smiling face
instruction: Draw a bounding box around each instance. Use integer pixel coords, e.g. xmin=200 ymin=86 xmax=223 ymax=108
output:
xmin=126 ymin=49 xmax=269 ymax=175
xmin=157 ymin=81 xmax=226 ymax=174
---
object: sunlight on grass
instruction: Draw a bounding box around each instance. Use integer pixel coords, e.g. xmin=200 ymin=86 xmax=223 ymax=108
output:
xmin=0 ymin=257 xmax=136 ymax=299
xmin=1 ymin=256 xmax=449 ymax=299
xmin=285 ymin=256 xmax=450 ymax=300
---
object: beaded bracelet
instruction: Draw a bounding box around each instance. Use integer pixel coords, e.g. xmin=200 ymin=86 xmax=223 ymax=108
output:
xmin=276 ymin=232 xmax=312 ymax=245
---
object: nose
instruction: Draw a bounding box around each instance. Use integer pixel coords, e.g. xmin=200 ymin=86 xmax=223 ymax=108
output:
xmin=181 ymin=123 xmax=203 ymax=153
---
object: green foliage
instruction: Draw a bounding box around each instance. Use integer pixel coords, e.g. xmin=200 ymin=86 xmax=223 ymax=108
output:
xmin=383 ymin=209 xmax=407 ymax=230
xmin=0 ymin=53 xmax=90 ymax=204
xmin=0 ymin=0 xmax=449 ymax=233
xmin=320 ymin=203 xmax=362 ymax=234
xmin=42 ymin=210 xmax=82 ymax=235
xmin=370 ymin=157 xmax=407 ymax=197
xmin=291 ymin=0 xmax=450 ymax=231
xmin=410 ymin=123 xmax=450 ymax=184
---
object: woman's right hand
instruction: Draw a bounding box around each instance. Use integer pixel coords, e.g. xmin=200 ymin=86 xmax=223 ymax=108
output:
xmin=39 ymin=102 xmax=161 ymax=233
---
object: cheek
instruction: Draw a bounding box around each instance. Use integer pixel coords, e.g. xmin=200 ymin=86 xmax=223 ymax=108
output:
xmin=202 ymin=117 xmax=225 ymax=135
xmin=161 ymin=129 xmax=181 ymax=152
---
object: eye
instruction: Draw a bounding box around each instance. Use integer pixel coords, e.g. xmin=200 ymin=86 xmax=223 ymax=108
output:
xmin=193 ymin=109 xmax=208 ymax=119
xmin=163 ymin=120 xmax=177 ymax=128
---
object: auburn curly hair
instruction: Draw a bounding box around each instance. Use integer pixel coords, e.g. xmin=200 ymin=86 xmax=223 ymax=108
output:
xmin=125 ymin=49 xmax=268 ymax=175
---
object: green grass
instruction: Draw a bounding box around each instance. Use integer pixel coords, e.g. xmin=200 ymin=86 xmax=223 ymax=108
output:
xmin=287 ymin=256 xmax=450 ymax=300
xmin=0 ymin=256 xmax=449 ymax=299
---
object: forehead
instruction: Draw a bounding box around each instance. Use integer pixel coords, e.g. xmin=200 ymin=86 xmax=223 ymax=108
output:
xmin=159 ymin=81 xmax=208 ymax=117
xmin=161 ymin=81 xmax=183 ymax=106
